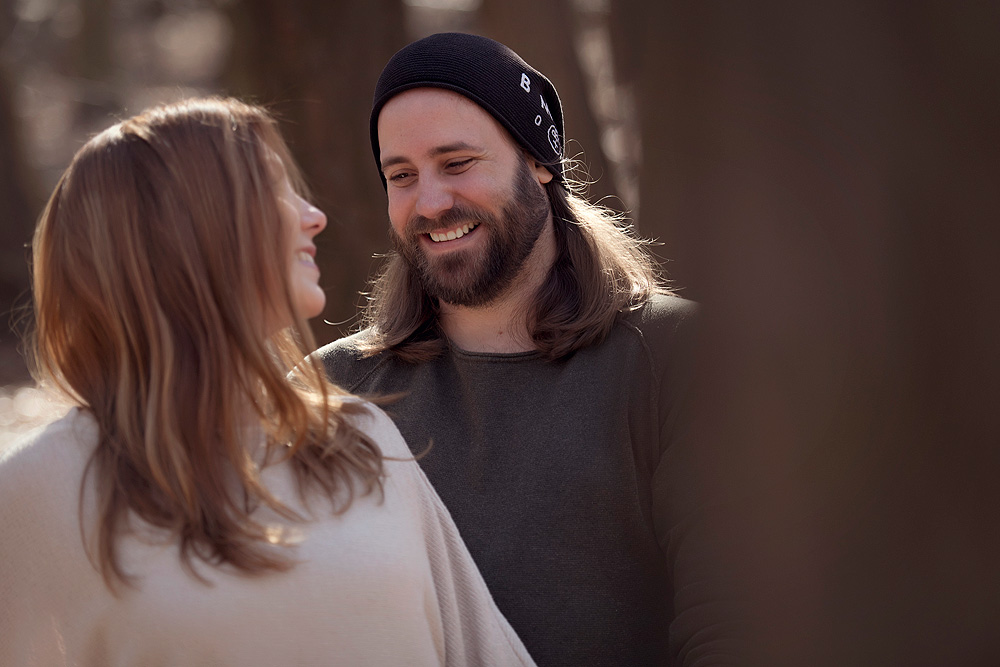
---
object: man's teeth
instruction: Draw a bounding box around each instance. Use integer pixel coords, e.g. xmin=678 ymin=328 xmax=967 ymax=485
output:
xmin=429 ymin=222 xmax=478 ymax=243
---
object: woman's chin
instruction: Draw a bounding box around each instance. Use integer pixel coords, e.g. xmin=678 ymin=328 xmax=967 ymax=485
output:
xmin=294 ymin=289 xmax=327 ymax=322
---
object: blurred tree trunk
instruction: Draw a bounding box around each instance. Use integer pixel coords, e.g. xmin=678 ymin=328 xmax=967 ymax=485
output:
xmin=607 ymin=0 xmax=695 ymax=292
xmin=649 ymin=2 xmax=1000 ymax=665
xmin=479 ymin=0 xmax=622 ymax=211
xmin=74 ymin=0 xmax=113 ymax=80
xmin=0 ymin=70 xmax=37 ymax=293
xmin=0 ymin=10 xmax=43 ymax=381
xmin=225 ymin=0 xmax=406 ymax=344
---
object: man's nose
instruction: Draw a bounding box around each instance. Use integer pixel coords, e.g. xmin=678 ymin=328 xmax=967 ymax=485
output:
xmin=414 ymin=175 xmax=455 ymax=221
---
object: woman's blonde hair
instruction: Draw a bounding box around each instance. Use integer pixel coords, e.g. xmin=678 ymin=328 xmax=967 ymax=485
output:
xmin=30 ymin=97 xmax=383 ymax=589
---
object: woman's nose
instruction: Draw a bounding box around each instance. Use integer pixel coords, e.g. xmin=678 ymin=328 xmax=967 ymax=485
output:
xmin=301 ymin=197 xmax=327 ymax=234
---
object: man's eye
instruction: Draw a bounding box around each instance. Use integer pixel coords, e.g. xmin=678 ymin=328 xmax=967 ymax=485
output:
xmin=388 ymin=171 xmax=413 ymax=183
xmin=446 ymin=158 xmax=473 ymax=170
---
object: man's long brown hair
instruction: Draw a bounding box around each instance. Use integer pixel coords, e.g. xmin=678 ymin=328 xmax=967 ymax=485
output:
xmin=358 ymin=172 xmax=670 ymax=362
xmin=30 ymin=98 xmax=383 ymax=589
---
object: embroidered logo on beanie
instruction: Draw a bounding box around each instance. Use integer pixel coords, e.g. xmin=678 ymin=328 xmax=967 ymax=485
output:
xmin=370 ymin=32 xmax=566 ymax=187
xmin=520 ymin=71 xmax=561 ymax=156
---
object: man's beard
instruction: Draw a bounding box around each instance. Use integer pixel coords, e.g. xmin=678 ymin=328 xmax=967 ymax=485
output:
xmin=390 ymin=160 xmax=550 ymax=308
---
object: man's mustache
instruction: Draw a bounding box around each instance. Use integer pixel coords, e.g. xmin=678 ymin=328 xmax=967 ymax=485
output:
xmin=405 ymin=206 xmax=492 ymax=236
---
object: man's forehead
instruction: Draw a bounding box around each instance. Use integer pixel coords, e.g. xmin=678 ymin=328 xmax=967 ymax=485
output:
xmin=377 ymin=88 xmax=518 ymax=159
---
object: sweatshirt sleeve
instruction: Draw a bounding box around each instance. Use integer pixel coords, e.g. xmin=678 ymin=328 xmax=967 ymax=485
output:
xmin=414 ymin=468 xmax=538 ymax=667
xmin=0 ymin=429 xmax=64 ymax=666
xmin=358 ymin=405 xmax=537 ymax=667
xmin=0 ymin=411 xmax=110 ymax=667
xmin=647 ymin=300 xmax=744 ymax=665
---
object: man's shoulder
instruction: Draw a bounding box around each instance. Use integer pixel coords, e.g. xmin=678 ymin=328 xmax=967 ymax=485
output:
xmin=315 ymin=329 xmax=388 ymax=392
xmin=624 ymin=293 xmax=699 ymax=338
xmin=317 ymin=328 xmax=376 ymax=360
xmin=610 ymin=293 xmax=700 ymax=381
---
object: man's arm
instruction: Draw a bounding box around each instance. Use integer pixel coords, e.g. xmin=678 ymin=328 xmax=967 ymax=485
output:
xmin=647 ymin=299 xmax=745 ymax=665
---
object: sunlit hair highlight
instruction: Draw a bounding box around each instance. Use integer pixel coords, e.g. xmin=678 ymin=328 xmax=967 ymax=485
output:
xmin=30 ymin=97 xmax=383 ymax=589
xmin=358 ymin=162 xmax=671 ymax=362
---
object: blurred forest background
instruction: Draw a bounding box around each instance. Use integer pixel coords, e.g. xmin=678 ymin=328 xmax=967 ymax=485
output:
xmin=0 ymin=0 xmax=659 ymax=387
xmin=2 ymin=1 xmax=1000 ymax=665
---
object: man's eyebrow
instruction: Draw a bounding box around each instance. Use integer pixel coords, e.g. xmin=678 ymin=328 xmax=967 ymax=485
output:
xmin=380 ymin=142 xmax=482 ymax=172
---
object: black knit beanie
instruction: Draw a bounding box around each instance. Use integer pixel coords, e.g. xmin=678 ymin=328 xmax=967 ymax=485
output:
xmin=371 ymin=32 xmax=565 ymax=187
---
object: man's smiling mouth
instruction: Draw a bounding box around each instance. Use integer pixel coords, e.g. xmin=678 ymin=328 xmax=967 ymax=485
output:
xmin=428 ymin=221 xmax=479 ymax=243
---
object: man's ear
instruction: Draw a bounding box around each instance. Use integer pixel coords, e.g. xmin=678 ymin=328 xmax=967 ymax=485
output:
xmin=529 ymin=157 xmax=554 ymax=185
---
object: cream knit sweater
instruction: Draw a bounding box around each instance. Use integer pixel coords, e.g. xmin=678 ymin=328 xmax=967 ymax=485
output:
xmin=0 ymin=404 xmax=535 ymax=667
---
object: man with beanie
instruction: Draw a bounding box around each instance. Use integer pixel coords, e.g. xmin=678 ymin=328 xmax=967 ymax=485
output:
xmin=319 ymin=33 xmax=730 ymax=666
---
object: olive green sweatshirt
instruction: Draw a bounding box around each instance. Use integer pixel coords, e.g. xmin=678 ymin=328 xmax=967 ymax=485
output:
xmin=320 ymin=295 xmax=728 ymax=667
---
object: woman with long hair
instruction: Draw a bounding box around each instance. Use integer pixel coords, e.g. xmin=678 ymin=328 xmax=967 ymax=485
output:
xmin=0 ymin=97 xmax=534 ymax=666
